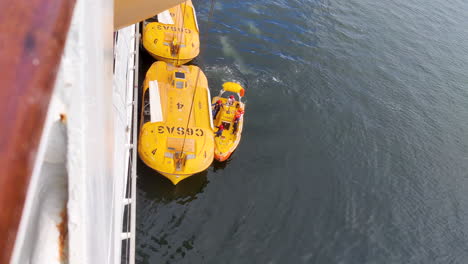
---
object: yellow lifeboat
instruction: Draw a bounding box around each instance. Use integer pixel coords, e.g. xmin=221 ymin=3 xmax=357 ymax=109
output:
xmin=142 ymin=0 xmax=200 ymax=66
xmin=211 ymin=82 xmax=246 ymax=162
xmin=138 ymin=61 xmax=214 ymax=185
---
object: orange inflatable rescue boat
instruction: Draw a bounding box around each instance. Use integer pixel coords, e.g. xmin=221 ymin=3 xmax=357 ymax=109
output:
xmin=211 ymin=82 xmax=246 ymax=162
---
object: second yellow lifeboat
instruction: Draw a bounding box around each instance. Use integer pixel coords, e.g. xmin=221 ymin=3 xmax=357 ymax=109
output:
xmin=138 ymin=61 xmax=214 ymax=185
xmin=142 ymin=0 xmax=200 ymax=66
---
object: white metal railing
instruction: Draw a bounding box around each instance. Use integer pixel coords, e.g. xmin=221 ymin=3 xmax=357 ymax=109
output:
xmin=118 ymin=23 xmax=140 ymax=264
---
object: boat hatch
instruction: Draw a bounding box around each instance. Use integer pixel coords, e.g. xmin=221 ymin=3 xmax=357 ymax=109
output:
xmin=167 ymin=137 xmax=195 ymax=152
xmin=221 ymin=121 xmax=231 ymax=130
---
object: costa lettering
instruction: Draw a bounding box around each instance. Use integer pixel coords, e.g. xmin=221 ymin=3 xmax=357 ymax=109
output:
xmin=156 ymin=25 xmax=192 ymax=34
xmin=157 ymin=126 xmax=204 ymax=136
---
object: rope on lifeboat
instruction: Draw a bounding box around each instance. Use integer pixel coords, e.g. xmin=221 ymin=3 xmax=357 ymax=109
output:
xmin=179 ymin=0 xmax=217 ymax=160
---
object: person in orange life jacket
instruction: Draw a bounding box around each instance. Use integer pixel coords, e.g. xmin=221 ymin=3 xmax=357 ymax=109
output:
xmin=212 ymin=99 xmax=223 ymax=118
xmin=226 ymin=95 xmax=235 ymax=106
xmin=232 ymin=104 xmax=244 ymax=134
xmin=215 ymin=124 xmax=225 ymax=137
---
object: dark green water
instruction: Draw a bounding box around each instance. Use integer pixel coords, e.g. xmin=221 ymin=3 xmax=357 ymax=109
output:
xmin=136 ymin=0 xmax=468 ymax=263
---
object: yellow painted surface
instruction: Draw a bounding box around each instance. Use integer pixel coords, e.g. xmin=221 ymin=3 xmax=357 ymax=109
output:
xmin=142 ymin=0 xmax=199 ymax=65
xmin=212 ymin=97 xmax=245 ymax=161
xmin=222 ymin=82 xmax=245 ymax=95
xmin=138 ymin=61 xmax=214 ymax=184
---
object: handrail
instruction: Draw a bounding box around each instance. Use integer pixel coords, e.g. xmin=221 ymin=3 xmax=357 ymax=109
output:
xmin=129 ymin=23 xmax=140 ymax=264
xmin=0 ymin=0 xmax=76 ymax=262
xmin=120 ymin=23 xmax=140 ymax=264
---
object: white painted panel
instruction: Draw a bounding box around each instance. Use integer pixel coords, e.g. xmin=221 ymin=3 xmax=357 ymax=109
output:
xmin=157 ymin=10 xmax=174 ymax=24
xmin=63 ymin=0 xmax=115 ymax=263
xmin=10 ymin=97 xmax=68 ymax=264
xmin=206 ymin=86 xmax=214 ymax=129
xmin=149 ymin=81 xmax=163 ymax=123
xmin=192 ymin=5 xmax=199 ymax=31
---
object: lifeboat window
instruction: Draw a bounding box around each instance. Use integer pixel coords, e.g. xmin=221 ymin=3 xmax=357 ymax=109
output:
xmin=175 ymin=81 xmax=184 ymax=89
xmin=175 ymin=72 xmax=185 ymax=79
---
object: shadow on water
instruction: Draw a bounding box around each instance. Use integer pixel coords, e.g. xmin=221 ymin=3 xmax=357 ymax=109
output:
xmin=137 ymin=158 xmax=208 ymax=205
xmin=211 ymin=160 xmax=228 ymax=172
xmin=210 ymin=153 xmax=238 ymax=172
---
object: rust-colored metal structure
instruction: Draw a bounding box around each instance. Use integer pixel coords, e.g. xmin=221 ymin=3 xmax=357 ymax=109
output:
xmin=0 ymin=0 xmax=76 ymax=262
